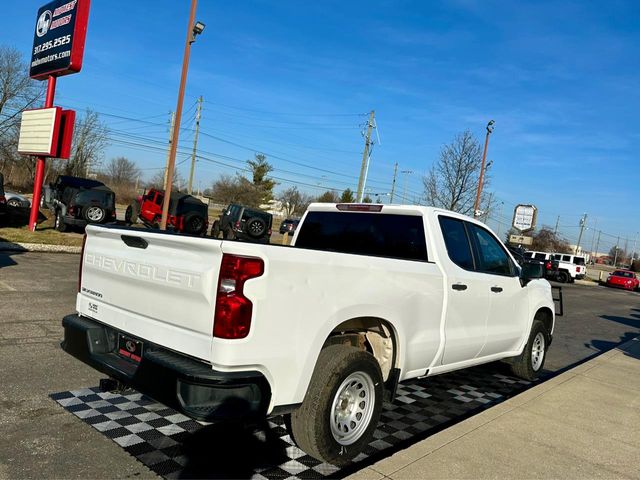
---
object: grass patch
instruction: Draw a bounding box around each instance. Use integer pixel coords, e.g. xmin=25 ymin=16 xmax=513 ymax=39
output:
xmin=0 ymin=209 xmax=84 ymax=246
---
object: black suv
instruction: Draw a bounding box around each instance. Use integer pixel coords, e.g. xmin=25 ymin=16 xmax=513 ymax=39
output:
xmin=211 ymin=204 xmax=272 ymax=243
xmin=44 ymin=175 xmax=116 ymax=232
xmin=279 ymin=218 xmax=300 ymax=235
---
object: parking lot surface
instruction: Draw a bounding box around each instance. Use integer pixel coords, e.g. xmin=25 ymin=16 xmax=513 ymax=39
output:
xmin=1 ymin=252 xmax=639 ymax=478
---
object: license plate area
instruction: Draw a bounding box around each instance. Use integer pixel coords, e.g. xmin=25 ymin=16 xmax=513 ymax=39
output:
xmin=117 ymin=333 xmax=143 ymax=363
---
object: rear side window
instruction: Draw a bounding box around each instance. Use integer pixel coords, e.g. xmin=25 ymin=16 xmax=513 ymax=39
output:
xmin=439 ymin=216 xmax=474 ymax=270
xmin=573 ymin=257 xmax=585 ymax=265
xmin=295 ymin=211 xmax=428 ymax=261
xmin=534 ymin=253 xmax=546 ymax=260
xmin=562 ymin=255 xmax=571 ymax=262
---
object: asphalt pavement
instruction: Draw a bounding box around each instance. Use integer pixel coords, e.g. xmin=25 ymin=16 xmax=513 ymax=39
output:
xmin=1 ymin=252 xmax=639 ymax=479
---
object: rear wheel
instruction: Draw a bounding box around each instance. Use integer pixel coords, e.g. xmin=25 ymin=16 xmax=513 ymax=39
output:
xmin=246 ymin=217 xmax=267 ymax=238
xmin=510 ymin=319 xmax=548 ymax=381
xmin=125 ymin=203 xmax=139 ymax=225
xmin=7 ymin=199 xmax=20 ymax=208
xmin=557 ymin=271 xmax=569 ymax=283
xmin=211 ymin=220 xmax=221 ymax=238
xmin=183 ymin=213 xmax=206 ymax=235
xmin=84 ymin=205 xmax=105 ymax=223
xmin=55 ymin=210 xmax=67 ymax=232
xmin=289 ymin=345 xmax=383 ymax=466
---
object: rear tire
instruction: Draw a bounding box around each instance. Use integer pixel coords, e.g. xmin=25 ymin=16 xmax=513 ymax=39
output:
xmin=510 ymin=319 xmax=548 ymax=381
xmin=289 ymin=345 xmax=383 ymax=466
xmin=183 ymin=213 xmax=206 ymax=235
xmin=246 ymin=216 xmax=267 ymax=238
xmin=557 ymin=271 xmax=569 ymax=283
xmin=55 ymin=210 xmax=67 ymax=232
xmin=125 ymin=203 xmax=139 ymax=225
xmin=211 ymin=220 xmax=221 ymax=238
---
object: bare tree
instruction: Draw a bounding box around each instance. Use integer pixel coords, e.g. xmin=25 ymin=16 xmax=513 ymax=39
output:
xmin=148 ymin=168 xmax=185 ymax=191
xmin=0 ymin=46 xmax=44 ymax=187
xmin=103 ymin=156 xmax=140 ymax=185
xmin=63 ymin=110 xmax=109 ymax=177
xmin=278 ymin=186 xmax=304 ymax=216
xmin=0 ymin=46 xmax=43 ymax=135
xmin=423 ymin=130 xmax=491 ymax=216
xmin=530 ymin=227 xmax=572 ymax=253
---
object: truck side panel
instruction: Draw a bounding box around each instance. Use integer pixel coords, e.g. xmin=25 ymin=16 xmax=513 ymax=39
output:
xmin=210 ymin=240 xmax=445 ymax=410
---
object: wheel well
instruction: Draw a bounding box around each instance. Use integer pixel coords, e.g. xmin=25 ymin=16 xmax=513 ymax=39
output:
xmin=535 ymin=307 xmax=553 ymax=336
xmin=322 ymin=317 xmax=398 ymax=382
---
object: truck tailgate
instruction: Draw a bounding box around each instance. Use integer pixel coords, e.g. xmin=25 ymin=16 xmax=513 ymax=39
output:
xmin=77 ymin=226 xmax=222 ymax=361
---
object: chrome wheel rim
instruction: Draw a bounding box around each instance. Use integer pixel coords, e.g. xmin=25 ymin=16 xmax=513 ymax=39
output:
xmin=531 ymin=332 xmax=545 ymax=371
xmin=330 ymin=371 xmax=375 ymax=445
xmin=87 ymin=207 xmax=104 ymax=222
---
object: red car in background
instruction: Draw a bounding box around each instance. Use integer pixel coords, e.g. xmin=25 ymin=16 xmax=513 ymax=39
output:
xmin=605 ymin=270 xmax=639 ymax=291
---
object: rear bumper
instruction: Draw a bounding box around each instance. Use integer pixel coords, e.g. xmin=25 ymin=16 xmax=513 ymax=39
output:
xmin=61 ymin=314 xmax=271 ymax=422
xmin=63 ymin=216 xmax=88 ymax=227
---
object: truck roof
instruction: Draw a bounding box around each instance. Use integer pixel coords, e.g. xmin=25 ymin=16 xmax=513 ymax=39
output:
xmin=306 ymin=203 xmax=476 ymax=221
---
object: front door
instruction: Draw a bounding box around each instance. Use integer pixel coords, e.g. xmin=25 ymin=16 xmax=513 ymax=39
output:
xmin=466 ymin=223 xmax=528 ymax=357
xmin=438 ymin=216 xmax=490 ymax=365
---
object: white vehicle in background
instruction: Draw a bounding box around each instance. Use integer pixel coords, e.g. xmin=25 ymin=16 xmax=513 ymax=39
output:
xmin=62 ymin=203 xmax=557 ymax=465
xmin=551 ymin=253 xmax=587 ymax=282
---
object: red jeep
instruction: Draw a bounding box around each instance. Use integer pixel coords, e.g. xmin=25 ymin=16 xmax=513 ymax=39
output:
xmin=125 ymin=188 xmax=209 ymax=235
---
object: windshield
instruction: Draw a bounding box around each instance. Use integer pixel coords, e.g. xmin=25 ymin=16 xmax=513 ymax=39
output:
xmin=613 ymin=271 xmax=634 ymax=278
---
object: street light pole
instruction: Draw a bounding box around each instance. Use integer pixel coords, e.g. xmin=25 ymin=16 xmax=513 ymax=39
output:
xmin=473 ymin=120 xmax=495 ymax=218
xmin=160 ymin=0 xmax=203 ymax=230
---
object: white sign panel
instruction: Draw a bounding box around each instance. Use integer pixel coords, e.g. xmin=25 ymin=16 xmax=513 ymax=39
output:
xmin=509 ymin=234 xmax=533 ymax=245
xmin=512 ymin=204 xmax=537 ymax=232
xmin=18 ymin=107 xmax=61 ymax=156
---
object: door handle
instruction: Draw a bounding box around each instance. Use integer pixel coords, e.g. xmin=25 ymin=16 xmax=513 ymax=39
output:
xmin=452 ymin=283 xmax=468 ymax=291
xmin=491 ymin=286 xmax=503 ymax=293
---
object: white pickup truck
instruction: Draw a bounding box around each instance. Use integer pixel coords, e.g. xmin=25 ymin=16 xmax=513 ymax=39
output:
xmin=62 ymin=203 xmax=555 ymax=465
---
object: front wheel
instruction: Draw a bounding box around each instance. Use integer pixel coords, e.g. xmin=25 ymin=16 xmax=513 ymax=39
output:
xmin=510 ymin=319 xmax=548 ymax=381
xmin=289 ymin=345 xmax=383 ymax=466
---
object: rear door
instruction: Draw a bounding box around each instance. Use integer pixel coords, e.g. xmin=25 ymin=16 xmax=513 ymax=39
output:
xmin=77 ymin=226 xmax=223 ymax=361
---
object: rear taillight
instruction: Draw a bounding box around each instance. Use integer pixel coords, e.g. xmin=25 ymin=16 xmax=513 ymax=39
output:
xmin=0 ymin=195 xmax=6 ymax=204
xmin=69 ymin=206 xmax=77 ymax=216
xmin=214 ymin=254 xmax=264 ymax=339
xmin=78 ymin=234 xmax=87 ymax=292
xmin=234 ymin=220 xmax=241 ymax=231
xmin=545 ymin=261 xmax=551 ymax=270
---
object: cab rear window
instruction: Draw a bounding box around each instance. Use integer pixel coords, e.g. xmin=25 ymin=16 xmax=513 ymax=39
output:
xmin=295 ymin=211 xmax=428 ymax=261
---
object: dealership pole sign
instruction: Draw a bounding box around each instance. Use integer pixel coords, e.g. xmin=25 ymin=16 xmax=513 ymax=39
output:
xmin=512 ymin=204 xmax=537 ymax=232
xmin=21 ymin=0 xmax=90 ymax=231
xmin=30 ymin=0 xmax=90 ymax=79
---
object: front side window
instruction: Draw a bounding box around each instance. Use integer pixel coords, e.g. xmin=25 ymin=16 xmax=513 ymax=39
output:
xmin=439 ymin=216 xmax=474 ymax=270
xmin=534 ymin=253 xmax=546 ymax=260
xmin=469 ymin=224 xmax=515 ymax=276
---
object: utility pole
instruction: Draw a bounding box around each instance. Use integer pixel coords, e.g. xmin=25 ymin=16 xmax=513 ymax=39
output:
xmin=554 ymin=215 xmax=560 ymax=235
xmin=160 ymin=0 xmax=204 ymax=230
xmin=589 ymin=218 xmax=598 ymax=261
xmin=575 ymin=213 xmax=587 ymax=254
xmin=389 ymin=162 xmax=398 ymax=203
xmin=473 ymin=120 xmax=495 ymax=218
xmin=594 ymin=230 xmax=601 ymax=263
xmin=631 ymin=233 xmax=638 ymax=264
xmin=163 ymin=111 xmax=176 ymax=187
xmin=613 ymin=236 xmax=620 ymax=267
xmin=187 ymin=95 xmax=203 ymax=194
xmin=401 ymin=170 xmax=413 ymax=204
xmin=356 ymin=110 xmax=375 ymax=202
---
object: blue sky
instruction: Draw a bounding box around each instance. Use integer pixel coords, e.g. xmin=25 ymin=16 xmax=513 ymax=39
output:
xmin=4 ymin=1 xmax=640 ymax=252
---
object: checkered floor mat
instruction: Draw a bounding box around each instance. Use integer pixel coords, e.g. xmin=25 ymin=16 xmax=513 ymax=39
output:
xmin=51 ymin=365 xmax=534 ymax=479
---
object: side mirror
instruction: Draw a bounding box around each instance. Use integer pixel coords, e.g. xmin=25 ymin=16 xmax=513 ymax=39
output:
xmin=521 ymin=262 xmax=544 ymax=285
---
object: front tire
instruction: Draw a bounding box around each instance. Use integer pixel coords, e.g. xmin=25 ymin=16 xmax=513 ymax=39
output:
xmin=289 ymin=345 xmax=383 ymax=466
xmin=510 ymin=319 xmax=548 ymax=381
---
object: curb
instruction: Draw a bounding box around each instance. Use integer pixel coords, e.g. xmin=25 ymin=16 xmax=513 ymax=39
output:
xmin=0 ymin=241 xmax=81 ymax=254
xmin=574 ymin=279 xmax=597 ymax=286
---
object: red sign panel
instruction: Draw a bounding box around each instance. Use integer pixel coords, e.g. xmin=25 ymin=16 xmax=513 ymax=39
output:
xmin=57 ymin=109 xmax=76 ymax=159
xmin=29 ymin=0 xmax=90 ymax=80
